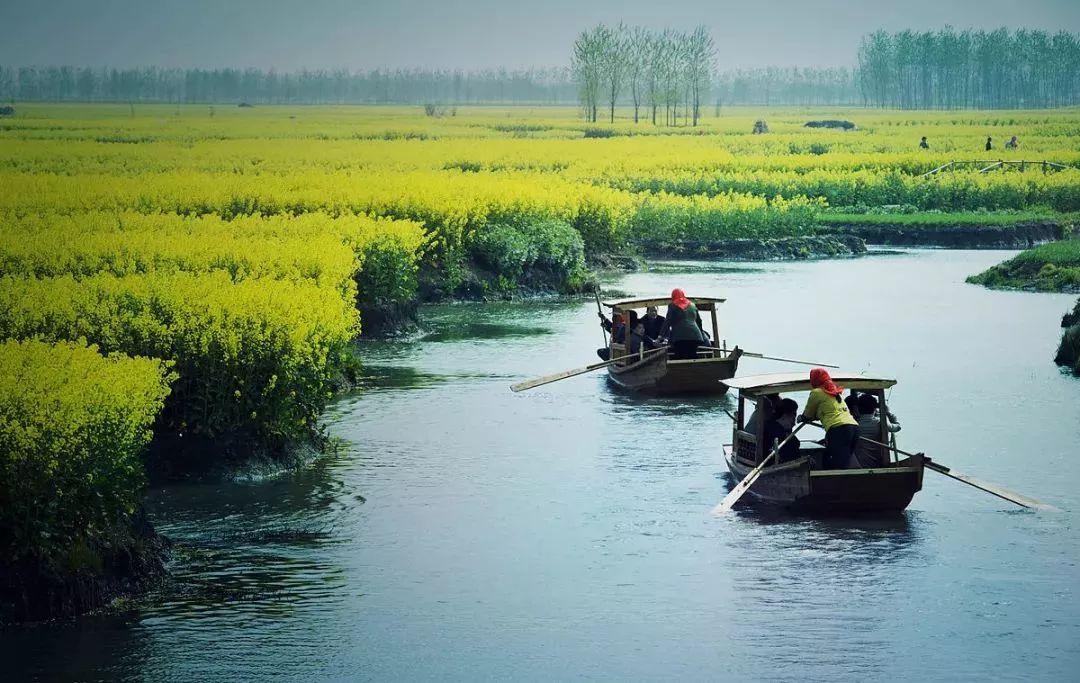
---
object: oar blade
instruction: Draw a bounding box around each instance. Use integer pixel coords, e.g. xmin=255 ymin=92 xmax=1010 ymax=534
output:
xmin=511 ymin=347 xmax=667 ymax=393
xmin=711 ymin=466 xmax=765 ymax=515
xmin=925 ymin=461 xmax=1053 ymax=510
xmin=510 ymin=361 xmax=612 ymax=392
xmin=711 ymin=422 xmax=807 ymax=515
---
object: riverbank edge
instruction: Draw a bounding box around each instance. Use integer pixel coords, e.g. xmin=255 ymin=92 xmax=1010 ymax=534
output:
xmin=643 ymin=234 xmax=866 ymax=261
xmin=821 ymin=220 xmax=1066 ymax=249
xmin=1056 ymin=298 xmax=1080 ymax=375
xmin=1 ymin=509 xmax=169 ymax=625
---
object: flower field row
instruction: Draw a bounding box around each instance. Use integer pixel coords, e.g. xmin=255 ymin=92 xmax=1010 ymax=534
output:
xmin=599 ymin=166 xmax=1080 ymax=213
xmin=0 ymin=170 xmax=821 ymax=255
xmin=0 ymin=210 xmax=425 ymax=304
xmin=0 ymin=271 xmax=358 ymax=452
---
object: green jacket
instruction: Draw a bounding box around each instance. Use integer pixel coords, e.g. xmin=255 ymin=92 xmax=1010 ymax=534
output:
xmin=664 ymin=302 xmax=705 ymax=342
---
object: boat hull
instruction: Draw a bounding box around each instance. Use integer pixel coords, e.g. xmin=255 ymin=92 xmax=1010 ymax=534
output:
xmin=607 ymin=350 xmax=740 ymax=395
xmin=723 ymin=446 xmax=923 ymax=514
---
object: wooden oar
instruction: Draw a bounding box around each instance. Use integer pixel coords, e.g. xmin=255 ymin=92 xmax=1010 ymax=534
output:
xmin=857 ymin=435 xmax=1050 ymax=510
xmin=711 ymin=421 xmax=809 ymax=515
xmin=510 ymin=346 xmax=666 ymax=393
xmin=594 ymin=287 xmax=608 ymax=347
xmin=701 ymin=347 xmax=839 ymax=368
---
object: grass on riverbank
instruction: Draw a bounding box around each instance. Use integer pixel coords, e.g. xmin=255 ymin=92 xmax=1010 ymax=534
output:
xmin=821 ymin=208 xmax=1079 ymax=227
xmin=966 ymin=239 xmax=1080 ymax=292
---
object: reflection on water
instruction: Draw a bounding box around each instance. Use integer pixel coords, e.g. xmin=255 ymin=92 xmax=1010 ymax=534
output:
xmin=600 ymin=386 xmax=736 ymax=418
xmin=646 ymin=260 xmax=766 ymax=275
xmin=421 ymin=321 xmax=554 ymax=343
xmin=5 ymin=250 xmax=1080 ymax=681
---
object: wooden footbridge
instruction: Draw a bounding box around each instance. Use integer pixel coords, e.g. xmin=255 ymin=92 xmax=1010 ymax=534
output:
xmin=919 ymin=160 xmax=1074 ymax=178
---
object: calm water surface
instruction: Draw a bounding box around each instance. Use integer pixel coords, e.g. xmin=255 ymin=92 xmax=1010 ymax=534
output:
xmin=6 ymin=249 xmax=1080 ymax=681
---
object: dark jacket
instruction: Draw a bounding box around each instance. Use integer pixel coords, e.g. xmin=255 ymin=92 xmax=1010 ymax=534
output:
xmin=763 ymin=419 xmax=801 ymax=463
xmin=627 ymin=324 xmax=657 ymax=355
xmin=641 ymin=314 xmax=665 ymax=339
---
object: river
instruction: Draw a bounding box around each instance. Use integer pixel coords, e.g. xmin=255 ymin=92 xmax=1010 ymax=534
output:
xmin=6 ymin=249 xmax=1080 ymax=681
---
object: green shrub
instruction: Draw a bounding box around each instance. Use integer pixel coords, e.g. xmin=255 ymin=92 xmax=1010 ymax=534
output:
xmin=520 ymin=218 xmax=586 ymax=277
xmin=470 ymin=223 xmax=537 ymax=279
xmin=467 ymin=218 xmax=587 ymax=291
xmin=0 ymin=340 xmax=172 ymax=591
xmin=354 ymin=235 xmax=420 ymax=311
xmin=583 ymin=127 xmax=618 ymax=138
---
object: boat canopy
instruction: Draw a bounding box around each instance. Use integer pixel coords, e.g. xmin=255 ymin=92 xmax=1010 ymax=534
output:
xmin=722 ymin=372 xmax=896 ymax=396
xmin=603 ymin=295 xmax=726 ymax=310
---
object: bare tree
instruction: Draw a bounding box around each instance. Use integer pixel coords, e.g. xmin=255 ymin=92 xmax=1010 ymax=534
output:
xmin=600 ymin=24 xmax=628 ymax=123
xmin=571 ymin=27 xmax=604 ymax=121
xmin=625 ymin=26 xmax=649 ymax=123
xmin=644 ymin=31 xmax=669 ymax=125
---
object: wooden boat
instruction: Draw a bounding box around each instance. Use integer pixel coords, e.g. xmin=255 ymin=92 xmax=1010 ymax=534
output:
xmin=601 ymin=295 xmax=741 ymax=395
xmin=721 ymin=372 xmax=924 ymax=513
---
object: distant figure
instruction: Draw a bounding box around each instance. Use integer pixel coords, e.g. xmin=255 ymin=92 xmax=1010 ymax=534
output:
xmin=764 ymin=398 xmax=802 ymax=463
xmin=919 ymin=136 xmax=929 ymax=149
xmin=799 ymin=368 xmax=858 ymax=470
xmin=659 ymin=288 xmax=706 ymax=360
xmin=1005 ymin=135 xmax=1019 ymax=150
xmin=641 ymin=305 xmax=665 ymax=340
xmin=851 ymin=393 xmax=901 ymax=468
xmin=985 ymin=136 xmax=993 ymax=151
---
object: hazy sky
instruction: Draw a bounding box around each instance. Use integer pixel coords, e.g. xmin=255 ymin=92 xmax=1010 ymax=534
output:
xmin=2 ymin=0 xmax=1079 ymax=70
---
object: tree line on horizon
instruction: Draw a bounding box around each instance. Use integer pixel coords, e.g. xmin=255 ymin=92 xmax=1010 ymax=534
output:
xmin=0 ymin=62 xmax=861 ymax=108
xmin=1 ymin=26 xmax=1077 ymax=110
xmin=858 ymin=27 xmax=1080 ymax=109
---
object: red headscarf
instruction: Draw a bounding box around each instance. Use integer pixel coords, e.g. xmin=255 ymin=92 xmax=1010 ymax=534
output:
xmin=671 ymin=288 xmax=690 ymax=310
xmin=809 ymin=368 xmax=843 ymax=397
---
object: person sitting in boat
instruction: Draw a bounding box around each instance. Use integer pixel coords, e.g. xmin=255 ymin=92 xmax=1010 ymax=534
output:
xmin=745 ymin=393 xmax=781 ymax=435
xmin=798 ymin=368 xmax=858 ymax=469
xmin=850 ymin=393 xmax=901 ymax=468
xmin=845 ymin=392 xmax=861 ymax=419
xmin=596 ymin=312 xmax=626 ymax=361
xmin=641 ymin=305 xmax=665 ymax=340
xmin=763 ymin=398 xmax=801 ymax=463
xmin=658 ymin=288 xmax=706 ymax=359
xmin=627 ymin=312 xmax=658 ymax=356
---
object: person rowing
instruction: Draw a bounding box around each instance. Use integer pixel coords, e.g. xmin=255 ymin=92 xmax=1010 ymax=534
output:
xmin=798 ymin=368 xmax=858 ymax=469
xmin=658 ymin=288 xmax=706 ymax=360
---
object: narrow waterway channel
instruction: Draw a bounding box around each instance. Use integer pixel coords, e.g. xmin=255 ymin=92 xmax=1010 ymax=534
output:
xmin=7 ymin=249 xmax=1080 ymax=681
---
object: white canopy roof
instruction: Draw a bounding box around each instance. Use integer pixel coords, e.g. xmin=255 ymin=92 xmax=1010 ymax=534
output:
xmin=602 ymin=295 xmax=725 ymax=310
xmin=722 ymin=372 xmax=896 ymax=396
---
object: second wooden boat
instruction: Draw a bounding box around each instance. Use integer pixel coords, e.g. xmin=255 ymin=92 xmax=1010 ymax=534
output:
xmin=601 ymin=295 xmax=742 ymax=395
